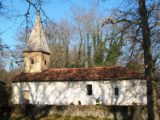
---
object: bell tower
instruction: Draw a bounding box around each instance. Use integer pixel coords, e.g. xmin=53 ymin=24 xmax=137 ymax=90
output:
xmin=23 ymin=12 xmax=51 ymax=73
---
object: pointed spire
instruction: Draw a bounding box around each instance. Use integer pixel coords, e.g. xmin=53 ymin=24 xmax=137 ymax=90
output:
xmin=24 ymin=11 xmax=51 ymax=54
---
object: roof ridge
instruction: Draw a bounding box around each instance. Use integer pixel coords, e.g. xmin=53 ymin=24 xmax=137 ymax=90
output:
xmin=45 ymin=66 xmax=125 ymax=71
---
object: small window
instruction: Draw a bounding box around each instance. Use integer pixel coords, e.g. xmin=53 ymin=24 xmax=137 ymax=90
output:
xmin=114 ymin=87 xmax=119 ymax=96
xmin=44 ymin=60 xmax=47 ymax=65
xmin=87 ymin=84 xmax=92 ymax=95
xmin=31 ymin=59 xmax=34 ymax=64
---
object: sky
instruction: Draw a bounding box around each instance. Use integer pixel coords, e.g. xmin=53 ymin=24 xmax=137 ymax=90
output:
xmin=0 ymin=0 xmax=126 ymax=71
xmin=0 ymin=0 xmax=123 ymax=50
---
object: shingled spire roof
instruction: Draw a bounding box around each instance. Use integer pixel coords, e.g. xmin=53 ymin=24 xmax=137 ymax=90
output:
xmin=24 ymin=12 xmax=51 ymax=53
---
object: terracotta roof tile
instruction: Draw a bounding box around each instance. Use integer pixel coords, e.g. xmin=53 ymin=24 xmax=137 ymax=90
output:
xmin=12 ymin=66 xmax=143 ymax=82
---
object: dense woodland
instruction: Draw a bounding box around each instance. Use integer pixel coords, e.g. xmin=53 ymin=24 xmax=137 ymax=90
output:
xmin=0 ymin=0 xmax=160 ymax=120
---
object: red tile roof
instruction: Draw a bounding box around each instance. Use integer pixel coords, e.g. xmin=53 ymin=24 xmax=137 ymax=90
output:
xmin=12 ymin=66 xmax=143 ymax=82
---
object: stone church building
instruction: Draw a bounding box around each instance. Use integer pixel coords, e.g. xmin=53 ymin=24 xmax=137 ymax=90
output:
xmin=12 ymin=13 xmax=147 ymax=106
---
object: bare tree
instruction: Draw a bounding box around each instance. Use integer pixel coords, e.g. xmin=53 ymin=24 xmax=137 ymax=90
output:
xmin=46 ymin=19 xmax=72 ymax=68
xmin=102 ymin=0 xmax=160 ymax=119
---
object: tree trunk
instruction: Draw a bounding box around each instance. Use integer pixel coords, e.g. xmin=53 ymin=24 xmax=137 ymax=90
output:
xmin=77 ymin=26 xmax=83 ymax=67
xmin=138 ymin=0 xmax=154 ymax=119
xmin=65 ymin=42 xmax=69 ymax=67
xmin=153 ymin=80 xmax=160 ymax=120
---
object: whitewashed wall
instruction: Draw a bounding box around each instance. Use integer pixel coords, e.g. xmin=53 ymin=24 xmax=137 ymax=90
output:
xmin=12 ymin=80 xmax=147 ymax=105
